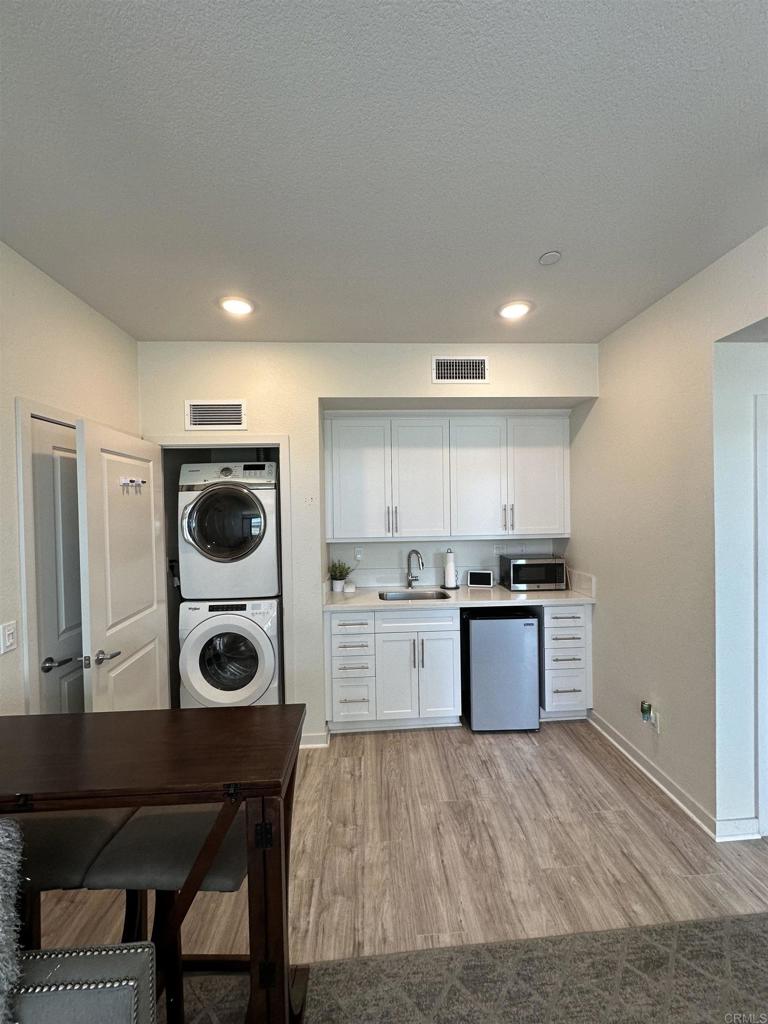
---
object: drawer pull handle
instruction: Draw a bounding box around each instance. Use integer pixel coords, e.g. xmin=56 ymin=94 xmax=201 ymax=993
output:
xmin=551 ymin=635 xmax=581 ymax=641
xmin=337 ymin=643 xmax=368 ymax=649
xmin=339 ymin=698 xmax=370 ymax=704
xmin=552 ymin=657 xmax=582 ymax=662
xmin=337 ymin=621 xmax=369 ymax=627
xmin=551 ymin=615 xmax=580 ymax=620
xmin=554 ymin=688 xmax=583 ymax=694
xmin=338 ymin=664 xmax=369 ymax=671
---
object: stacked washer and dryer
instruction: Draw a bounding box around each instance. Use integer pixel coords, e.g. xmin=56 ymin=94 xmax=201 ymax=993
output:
xmin=177 ymin=462 xmax=282 ymax=709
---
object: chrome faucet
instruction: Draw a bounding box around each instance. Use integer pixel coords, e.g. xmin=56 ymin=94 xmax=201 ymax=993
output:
xmin=406 ymin=549 xmax=424 ymax=589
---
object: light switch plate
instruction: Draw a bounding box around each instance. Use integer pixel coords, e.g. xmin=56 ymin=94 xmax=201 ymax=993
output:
xmin=0 ymin=621 xmax=17 ymax=654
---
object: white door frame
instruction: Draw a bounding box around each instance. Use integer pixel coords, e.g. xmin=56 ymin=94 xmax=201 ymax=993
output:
xmin=144 ymin=433 xmax=295 ymax=709
xmin=15 ymin=397 xmax=83 ymax=714
xmin=756 ymin=395 xmax=768 ymax=835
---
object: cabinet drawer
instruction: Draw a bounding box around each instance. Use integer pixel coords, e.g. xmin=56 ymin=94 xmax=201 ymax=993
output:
xmin=375 ymin=609 xmax=460 ymax=634
xmin=544 ymin=669 xmax=587 ymax=710
xmin=332 ymin=679 xmax=376 ymax=722
xmin=544 ymin=626 xmax=585 ymax=649
xmin=331 ymin=635 xmax=375 ymax=656
xmin=332 ymin=654 xmax=376 ymax=678
xmin=330 ymin=612 xmax=374 ymax=635
xmin=544 ymin=647 xmax=587 ymax=670
xmin=543 ymin=606 xmax=586 ymax=628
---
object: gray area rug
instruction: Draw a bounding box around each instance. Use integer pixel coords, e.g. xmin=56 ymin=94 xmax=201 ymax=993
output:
xmin=170 ymin=913 xmax=768 ymax=1023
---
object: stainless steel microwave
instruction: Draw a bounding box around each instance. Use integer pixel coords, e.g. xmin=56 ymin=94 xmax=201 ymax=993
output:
xmin=499 ymin=556 xmax=566 ymax=591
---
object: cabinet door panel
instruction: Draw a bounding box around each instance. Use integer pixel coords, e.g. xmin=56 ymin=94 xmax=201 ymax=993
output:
xmin=449 ymin=418 xmax=507 ymax=536
xmin=508 ymin=416 xmax=569 ymax=536
xmin=418 ymin=631 xmax=461 ymax=718
xmin=330 ymin=418 xmax=392 ymax=538
xmin=375 ymin=632 xmax=419 ymax=719
xmin=391 ymin=418 xmax=450 ymax=537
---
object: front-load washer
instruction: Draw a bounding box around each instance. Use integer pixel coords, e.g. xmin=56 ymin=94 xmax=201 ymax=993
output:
xmin=179 ymin=599 xmax=281 ymax=709
xmin=178 ymin=462 xmax=279 ymax=599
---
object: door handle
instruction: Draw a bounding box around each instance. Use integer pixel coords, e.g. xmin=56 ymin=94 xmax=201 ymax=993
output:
xmin=386 ymin=506 xmax=391 ymax=534
xmin=394 ymin=506 xmax=399 ymax=534
xmin=40 ymin=656 xmax=73 ymax=674
xmin=412 ymin=638 xmax=417 ymax=669
xmin=509 ymin=503 xmax=515 ymax=531
xmin=94 ymin=649 xmax=122 ymax=665
xmin=181 ymin=504 xmax=194 ymax=544
xmin=420 ymin=638 xmax=425 ymax=668
xmin=502 ymin=504 xmax=507 ymax=530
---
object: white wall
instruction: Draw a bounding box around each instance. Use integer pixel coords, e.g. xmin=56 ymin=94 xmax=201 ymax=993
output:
xmin=0 ymin=244 xmax=139 ymax=713
xmin=713 ymin=334 xmax=768 ymax=830
xmin=567 ymin=228 xmax=768 ymax=833
xmin=138 ymin=342 xmax=598 ymax=741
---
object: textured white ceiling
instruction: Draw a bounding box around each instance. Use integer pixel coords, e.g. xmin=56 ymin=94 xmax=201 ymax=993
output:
xmin=1 ymin=1 xmax=766 ymax=343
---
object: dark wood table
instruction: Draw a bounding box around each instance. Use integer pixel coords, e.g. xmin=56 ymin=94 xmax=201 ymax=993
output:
xmin=0 ymin=704 xmax=307 ymax=1024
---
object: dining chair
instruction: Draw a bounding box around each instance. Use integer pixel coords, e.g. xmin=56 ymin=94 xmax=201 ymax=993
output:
xmin=83 ymin=803 xmax=248 ymax=1024
xmin=8 ymin=810 xmax=138 ymax=950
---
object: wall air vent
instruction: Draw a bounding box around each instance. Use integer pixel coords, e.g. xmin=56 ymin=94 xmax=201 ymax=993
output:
xmin=432 ymin=356 xmax=489 ymax=384
xmin=184 ymin=400 xmax=247 ymax=431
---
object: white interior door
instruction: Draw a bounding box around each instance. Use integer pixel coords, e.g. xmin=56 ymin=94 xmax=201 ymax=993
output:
xmin=30 ymin=418 xmax=85 ymax=713
xmin=76 ymin=420 xmax=169 ymax=711
xmin=391 ymin=418 xmax=451 ymax=537
xmin=449 ymin=417 xmax=508 ymax=535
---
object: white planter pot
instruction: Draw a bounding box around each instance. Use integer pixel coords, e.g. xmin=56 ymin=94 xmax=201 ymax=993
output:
xmin=331 ymin=579 xmax=345 ymax=592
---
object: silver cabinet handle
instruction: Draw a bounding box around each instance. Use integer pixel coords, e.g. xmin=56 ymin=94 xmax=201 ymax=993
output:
xmin=412 ymin=638 xmax=417 ymax=669
xmin=554 ymin=687 xmax=583 ymax=694
xmin=420 ymin=638 xmax=425 ymax=668
xmin=339 ymin=697 xmax=369 ymax=704
xmin=337 ymin=642 xmax=369 ymax=649
xmin=94 ymin=649 xmax=122 ymax=665
xmin=552 ymin=656 xmax=582 ymax=663
xmin=502 ymin=504 xmax=507 ymax=530
xmin=551 ymin=615 xmax=580 ymax=620
xmin=551 ymin=635 xmax=581 ymax=641
xmin=337 ymin=621 xmax=369 ymax=627
xmin=509 ymin=503 xmax=515 ymax=531
xmin=40 ymin=656 xmax=73 ymax=674
xmin=386 ymin=506 xmax=391 ymax=533
xmin=394 ymin=505 xmax=399 ymax=533
xmin=337 ymin=664 xmax=369 ymax=671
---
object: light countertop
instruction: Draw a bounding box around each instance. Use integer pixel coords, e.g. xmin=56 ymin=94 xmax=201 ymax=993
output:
xmin=323 ymin=585 xmax=594 ymax=611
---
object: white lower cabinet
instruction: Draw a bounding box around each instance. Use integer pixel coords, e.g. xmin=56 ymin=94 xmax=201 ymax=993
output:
xmin=330 ymin=608 xmax=461 ymax=730
xmin=540 ymin=604 xmax=590 ymax=717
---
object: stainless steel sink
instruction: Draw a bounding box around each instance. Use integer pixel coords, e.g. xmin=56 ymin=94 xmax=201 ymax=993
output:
xmin=378 ymin=589 xmax=451 ymax=601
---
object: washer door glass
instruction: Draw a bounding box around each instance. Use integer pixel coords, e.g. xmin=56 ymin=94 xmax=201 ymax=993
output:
xmin=180 ymin=614 xmax=276 ymax=707
xmin=184 ymin=483 xmax=265 ymax=562
xmin=199 ymin=632 xmax=259 ymax=692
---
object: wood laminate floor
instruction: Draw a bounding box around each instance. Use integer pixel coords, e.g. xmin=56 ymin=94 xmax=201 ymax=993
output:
xmin=43 ymin=722 xmax=768 ymax=964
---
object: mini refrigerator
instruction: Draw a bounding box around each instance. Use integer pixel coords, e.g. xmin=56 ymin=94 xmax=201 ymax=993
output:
xmin=460 ymin=607 xmax=540 ymax=731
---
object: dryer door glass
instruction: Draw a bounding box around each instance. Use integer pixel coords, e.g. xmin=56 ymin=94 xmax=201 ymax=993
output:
xmin=199 ymin=632 xmax=259 ymax=691
xmin=186 ymin=484 xmax=266 ymax=562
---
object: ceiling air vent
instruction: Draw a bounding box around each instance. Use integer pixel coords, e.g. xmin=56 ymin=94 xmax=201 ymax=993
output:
xmin=184 ymin=400 xmax=247 ymax=431
xmin=432 ymin=356 xmax=489 ymax=384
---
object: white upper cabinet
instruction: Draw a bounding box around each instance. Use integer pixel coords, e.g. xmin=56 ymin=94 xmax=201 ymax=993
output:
xmin=507 ymin=416 xmax=570 ymax=536
xmin=391 ymin=418 xmax=451 ymax=537
xmin=329 ymin=418 xmax=393 ymax=538
xmin=449 ymin=417 xmax=508 ymax=536
xmin=325 ymin=412 xmax=570 ymax=540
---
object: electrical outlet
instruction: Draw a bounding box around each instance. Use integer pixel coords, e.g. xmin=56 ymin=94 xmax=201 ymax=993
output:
xmin=493 ymin=544 xmax=504 ymax=554
xmin=650 ymin=709 xmax=661 ymax=735
xmin=354 ymin=547 xmax=363 ymax=561
xmin=0 ymin=621 xmax=17 ymax=654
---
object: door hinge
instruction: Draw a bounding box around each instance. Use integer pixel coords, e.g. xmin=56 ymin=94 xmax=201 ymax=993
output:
xmin=254 ymin=822 xmax=273 ymax=849
xmin=258 ymin=960 xmax=276 ymax=988
xmin=224 ymin=783 xmax=241 ymax=803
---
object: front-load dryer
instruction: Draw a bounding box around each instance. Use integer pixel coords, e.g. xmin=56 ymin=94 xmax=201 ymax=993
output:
xmin=179 ymin=599 xmax=281 ymax=709
xmin=178 ymin=462 xmax=279 ymax=599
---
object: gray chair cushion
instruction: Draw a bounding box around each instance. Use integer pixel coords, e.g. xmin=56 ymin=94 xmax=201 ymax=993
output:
xmin=7 ymin=810 xmax=134 ymax=891
xmin=84 ymin=805 xmax=247 ymax=893
xmin=13 ymin=943 xmax=155 ymax=1024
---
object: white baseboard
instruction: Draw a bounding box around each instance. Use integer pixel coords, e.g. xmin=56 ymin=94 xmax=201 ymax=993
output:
xmin=588 ymin=712 xmax=717 ymax=838
xmin=714 ymin=818 xmax=761 ymax=842
xmin=301 ymin=728 xmax=330 ymax=748
xmin=328 ymin=718 xmax=461 ymax=735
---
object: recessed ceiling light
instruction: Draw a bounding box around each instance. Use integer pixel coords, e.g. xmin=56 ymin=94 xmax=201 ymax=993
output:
xmin=497 ymin=300 xmax=533 ymax=321
xmin=538 ymin=250 xmax=562 ymax=266
xmin=218 ymin=295 xmax=255 ymax=317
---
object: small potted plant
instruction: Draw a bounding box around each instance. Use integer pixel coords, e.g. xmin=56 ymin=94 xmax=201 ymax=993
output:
xmin=329 ymin=560 xmax=352 ymax=593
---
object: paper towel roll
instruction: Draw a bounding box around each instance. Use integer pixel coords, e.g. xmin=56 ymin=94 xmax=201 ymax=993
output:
xmin=444 ymin=548 xmax=458 ymax=589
